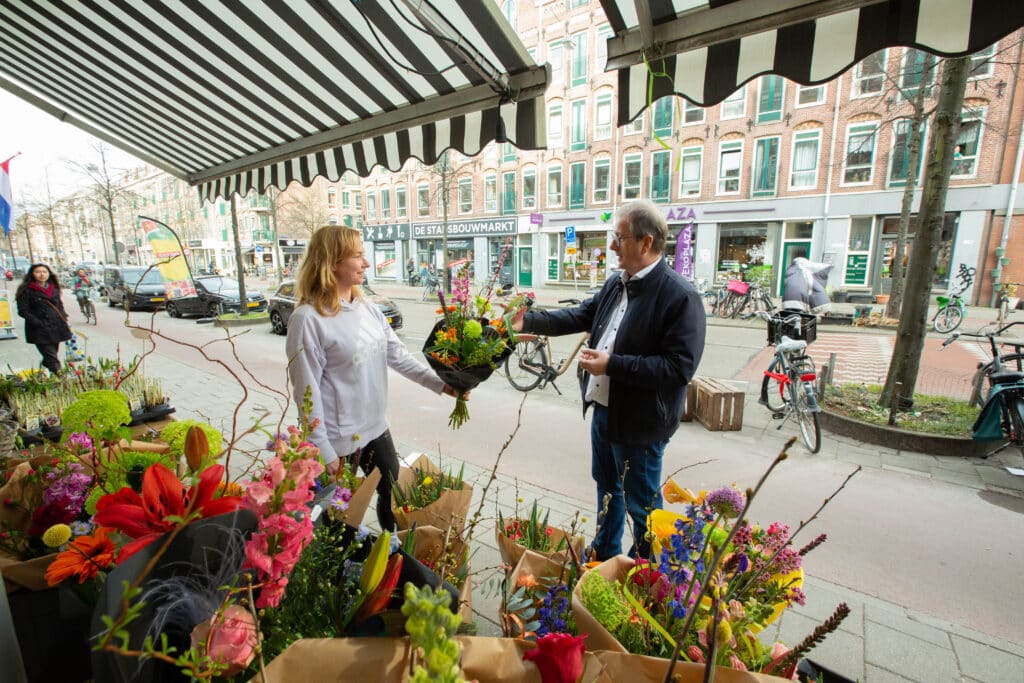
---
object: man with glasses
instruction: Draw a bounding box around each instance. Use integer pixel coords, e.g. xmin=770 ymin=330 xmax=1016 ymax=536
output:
xmin=512 ymin=200 xmax=706 ymax=560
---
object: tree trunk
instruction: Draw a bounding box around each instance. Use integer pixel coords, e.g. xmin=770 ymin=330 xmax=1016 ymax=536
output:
xmin=885 ymin=84 xmax=929 ymax=319
xmin=107 ymin=202 xmax=120 ymax=266
xmin=230 ymin=195 xmax=249 ymax=317
xmin=880 ymin=56 xmax=971 ymax=408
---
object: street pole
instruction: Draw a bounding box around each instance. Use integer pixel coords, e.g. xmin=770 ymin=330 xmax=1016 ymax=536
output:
xmin=230 ymin=195 xmax=249 ymax=316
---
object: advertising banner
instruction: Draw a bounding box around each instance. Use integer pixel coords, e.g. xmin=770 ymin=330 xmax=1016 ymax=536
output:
xmin=139 ymin=217 xmax=196 ymax=299
xmin=0 ymin=287 xmax=16 ymax=339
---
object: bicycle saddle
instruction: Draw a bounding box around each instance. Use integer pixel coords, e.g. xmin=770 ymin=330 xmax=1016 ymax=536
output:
xmin=989 ymin=370 xmax=1024 ymax=386
xmin=776 ymin=336 xmax=807 ymax=354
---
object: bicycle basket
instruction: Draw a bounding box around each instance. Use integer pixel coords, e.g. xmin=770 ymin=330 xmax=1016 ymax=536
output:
xmin=768 ymin=310 xmax=817 ymax=346
xmin=726 ymin=279 xmax=749 ymax=295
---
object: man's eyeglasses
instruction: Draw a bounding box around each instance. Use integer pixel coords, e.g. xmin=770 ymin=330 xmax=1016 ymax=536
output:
xmin=611 ymin=232 xmax=637 ymax=246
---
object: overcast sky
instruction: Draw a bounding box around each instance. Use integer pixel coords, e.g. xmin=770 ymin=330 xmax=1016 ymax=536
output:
xmin=0 ymin=88 xmax=144 ymax=206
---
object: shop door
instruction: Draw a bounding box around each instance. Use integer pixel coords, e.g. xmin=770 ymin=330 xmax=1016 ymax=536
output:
xmin=517 ymin=247 xmax=533 ymax=287
xmin=778 ymin=242 xmax=811 ymax=296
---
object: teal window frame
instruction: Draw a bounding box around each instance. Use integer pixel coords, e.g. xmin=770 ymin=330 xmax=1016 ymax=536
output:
xmin=380 ymin=188 xmax=390 ymax=219
xmin=650 ymin=150 xmax=671 ymax=203
xmin=790 ymin=130 xmax=821 ymax=189
xmin=900 ymin=48 xmax=938 ymax=98
xmin=680 ymin=146 xmax=702 ymax=197
xmin=569 ymin=161 xmax=586 ymax=209
xmin=484 ymin=174 xmax=497 ymax=213
xmin=652 ymin=97 xmax=674 ymax=137
xmin=502 ymin=142 xmax=517 ymax=162
xmin=570 ymin=99 xmax=587 ymax=152
xmin=757 ymin=76 xmax=784 ymax=123
xmin=752 ymin=137 xmax=780 ymax=197
xmin=570 ymin=31 xmax=587 ymax=86
xmin=502 ymin=171 xmax=516 ymax=215
xmin=593 ymin=158 xmax=610 ymax=203
xmin=889 ymin=119 xmax=926 ymax=187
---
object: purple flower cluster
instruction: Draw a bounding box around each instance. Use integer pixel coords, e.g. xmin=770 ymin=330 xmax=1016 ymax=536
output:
xmin=536 ymin=583 xmax=570 ymax=635
xmin=43 ymin=463 xmax=91 ymax=514
xmin=705 ymin=487 xmax=746 ymax=518
xmin=330 ymin=487 xmax=352 ymax=512
xmin=65 ymin=431 xmax=94 ymax=454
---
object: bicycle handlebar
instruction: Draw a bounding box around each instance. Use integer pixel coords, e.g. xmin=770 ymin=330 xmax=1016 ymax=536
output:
xmin=557 ymin=298 xmax=581 ymax=305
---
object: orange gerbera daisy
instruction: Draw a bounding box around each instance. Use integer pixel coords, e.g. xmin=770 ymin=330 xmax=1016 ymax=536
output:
xmin=45 ymin=526 xmax=116 ymax=585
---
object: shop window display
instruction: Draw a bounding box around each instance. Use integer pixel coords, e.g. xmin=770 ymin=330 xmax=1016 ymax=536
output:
xmin=717 ymin=224 xmax=768 ymax=281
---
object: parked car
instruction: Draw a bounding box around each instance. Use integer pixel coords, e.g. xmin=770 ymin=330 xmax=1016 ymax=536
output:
xmin=165 ymin=275 xmax=267 ymax=318
xmin=103 ymin=265 xmax=167 ymax=310
xmin=267 ymin=281 xmax=403 ymax=335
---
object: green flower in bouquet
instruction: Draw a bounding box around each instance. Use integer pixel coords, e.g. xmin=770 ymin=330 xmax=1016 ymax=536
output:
xmin=392 ymin=463 xmax=465 ymax=513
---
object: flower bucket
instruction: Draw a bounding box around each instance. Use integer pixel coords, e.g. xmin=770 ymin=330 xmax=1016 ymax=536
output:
xmin=396 ymin=524 xmax=473 ymax=623
xmin=392 ymin=454 xmax=473 ymax=533
xmin=495 ymin=519 xmax=585 ymax=569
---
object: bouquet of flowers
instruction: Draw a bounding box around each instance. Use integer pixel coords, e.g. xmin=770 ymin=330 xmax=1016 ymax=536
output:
xmin=496 ymin=500 xmax=585 ymax=568
xmin=422 ymin=266 xmax=531 ymax=428
xmin=392 ymin=455 xmax=473 ymax=531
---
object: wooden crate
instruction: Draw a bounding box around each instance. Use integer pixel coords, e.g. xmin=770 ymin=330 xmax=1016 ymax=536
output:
xmin=692 ymin=378 xmax=744 ymax=431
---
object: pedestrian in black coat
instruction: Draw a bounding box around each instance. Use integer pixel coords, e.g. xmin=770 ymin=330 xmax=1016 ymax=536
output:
xmin=15 ymin=263 xmax=72 ymax=373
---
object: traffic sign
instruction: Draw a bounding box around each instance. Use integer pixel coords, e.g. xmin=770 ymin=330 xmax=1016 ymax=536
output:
xmin=564 ymin=226 xmax=576 ymax=243
xmin=254 ymin=245 xmax=264 ymax=254
xmin=566 ymin=246 xmax=577 ymax=255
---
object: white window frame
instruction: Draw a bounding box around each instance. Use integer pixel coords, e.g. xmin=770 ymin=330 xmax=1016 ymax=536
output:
xmin=483 ymin=174 xmax=497 ymax=213
xmin=395 ymin=186 xmax=407 ymax=219
xmin=952 ymin=110 xmax=985 ymax=178
xmin=969 ymin=43 xmax=997 ymax=79
xmin=548 ymin=41 xmax=564 ymax=87
xmin=679 ymin=145 xmax=702 ymax=197
xmin=720 ymin=86 xmax=746 ymax=120
xmin=622 ymin=153 xmax=643 ymax=200
xmin=522 ymin=167 xmax=537 ymax=209
xmin=569 ymin=98 xmax=587 ymax=151
xmin=379 ymin=188 xmax=390 ymax=220
xmin=417 ymin=182 xmax=430 ymax=217
xmin=851 ymin=49 xmax=887 ymax=98
xmin=594 ymin=93 xmax=613 ymax=141
xmin=717 ymin=140 xmax=743 ymax=195
xmin=596 ymin=25 xmax=613 ymax=71
xmin=548 ymin=102 xmax=564 ymax=146
xmin=789 ymin=130 xmax=821 ymax=189
xmin=326 ymin=188 xmax=337 ymax=209
xmin=458 ymin=177 xmax=472 ymax=214
xmin=795 ymin=84 xmax=826 ymax=108
xmin=841 ymin=122 xmax=879 ymax=186
xmin=682 ymin=100 xmax=704 ymax=125
xmin=365 ymin=192 xmax=377 ymax=220
xmin=623 ymin=112 xmax=644 ymax=135
xmin=546 ymin=164 xmax=563 ymax=207
xmin=341 ymin=189 xmax=351 ymax=210
xmin=593 ymin=157 xmax=611 ymax=203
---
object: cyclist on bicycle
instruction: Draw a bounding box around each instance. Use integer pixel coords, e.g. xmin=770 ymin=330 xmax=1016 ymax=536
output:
xmin=72 ymin=268 xmax=94 ymax=315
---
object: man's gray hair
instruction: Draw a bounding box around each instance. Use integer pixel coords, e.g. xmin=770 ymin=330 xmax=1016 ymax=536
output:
xmin=616 ymin=200 xmax=668 ymax=252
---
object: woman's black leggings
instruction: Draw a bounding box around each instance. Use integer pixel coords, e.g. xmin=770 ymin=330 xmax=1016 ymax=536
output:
xmin=347 ymin=430 xmax=399 ymax=532
xmin=35 ymin=343 xmax=61 ymax=374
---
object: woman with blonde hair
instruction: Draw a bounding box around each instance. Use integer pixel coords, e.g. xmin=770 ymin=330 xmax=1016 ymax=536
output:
xmin=286 ymin=225 xmax=462 ymax=531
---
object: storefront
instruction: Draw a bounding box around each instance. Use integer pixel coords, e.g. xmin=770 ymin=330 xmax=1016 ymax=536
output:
xmin=410 ymin=217 xmax=516 ymax=282
xmin=278 ymin=238 xmax=308 ymax=276
xmin=361 ymin=223 xmax=411 ymax=282
xmin=716 ymin=222 xmax=778 ymax=285
xmin=873 ymin=213 xmax=959 ymax=292
xmin=545 ymin=227 xmax=609 ymax=285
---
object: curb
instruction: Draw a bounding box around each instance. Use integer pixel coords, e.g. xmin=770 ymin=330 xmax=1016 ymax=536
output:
xmin=818 ymin=409 xmax=988 ymax=457
xmin=213 ymin=314 xmax=270 ymax=329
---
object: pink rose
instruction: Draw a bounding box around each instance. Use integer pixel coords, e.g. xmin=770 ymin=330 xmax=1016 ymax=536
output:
xmin=190 ymin=604 xmax=257 ymax=676
xmin=523 ymin=633 xmax=586 ymax=683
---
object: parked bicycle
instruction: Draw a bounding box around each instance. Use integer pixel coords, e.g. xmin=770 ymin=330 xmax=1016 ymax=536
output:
xmin=932 ymin=263 xmax=976 ymax=333
xmin=944 ymin=321 xmax=1024 ymax=458
xmin=748 ymin=309 xmax=822 ymax=453
xmin=504 ymin=299 xmax=588 ymax=394
xmin=731 ymin=281 xmax=775 ymax=319
xmin=421 ymin=273 xmax=441 ymax=301
xmin=995 ymin=281 xmax=1022 ymax=327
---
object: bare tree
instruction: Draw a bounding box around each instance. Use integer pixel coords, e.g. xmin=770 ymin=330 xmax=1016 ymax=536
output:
xmin=68 ymin=142 xmax=134 ymax=266
xmin=24 ymin=172 xmax=66 ymax=271
xmin=276 ymin=180 xmax=330 ymax=238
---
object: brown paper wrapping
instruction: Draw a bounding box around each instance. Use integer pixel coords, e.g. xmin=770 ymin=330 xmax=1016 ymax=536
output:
xmin=495 ymin=519 xmax=585 ymax=569
xmin=340 ymin=467 xmax=381 ymax=528
xmin=0 ymin=551 xmax=56 ymax=592
xmin=395 ymin=525 xmax=473 ymax=623
xmin=392 ymin=454 xmax=473 ymax=532
xmin=508 ymin=547 xmax=575 ymax=589
xmin=571 ymin=554 xmax=642 ymax=653
xmin=255 ymin=636 xmax=786 ymax=682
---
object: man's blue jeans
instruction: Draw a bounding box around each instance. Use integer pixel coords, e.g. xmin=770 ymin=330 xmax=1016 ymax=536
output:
xmin=590 ymin=405 xmax=666 ymax=560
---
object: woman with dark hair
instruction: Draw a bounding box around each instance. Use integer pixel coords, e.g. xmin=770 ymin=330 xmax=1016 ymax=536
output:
xmin=15 ymin=263 xmax=72 ymax=373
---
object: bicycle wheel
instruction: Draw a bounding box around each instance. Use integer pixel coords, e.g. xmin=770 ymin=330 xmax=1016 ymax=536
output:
xmin=972 ymin=353 xmax=1024 ymax=406
xmin=702 ymin=291 xmax=720 ymax=317
xmin=720 ymin=293 xmax=744 ymax=319
xmin=1010 ymin=396 xmax=1024 ymax=456
xmin=87 ymin=301 xmax=97 ymax=325
xmin=504 ymin=339 xmax=546 ymax=391
xmin=932 ymin=305 xmax=963 ymax=333
xmin=760 ymin=374 xmax=788 ymax=413
xmin=790 ymin=377 xmax=822 ymax=453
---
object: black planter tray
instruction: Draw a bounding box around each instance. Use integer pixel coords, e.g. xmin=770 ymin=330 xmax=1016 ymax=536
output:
xmin=14 ymin=404 xmax=175 ymax=446
xmin=128 ymin=403 xmax=176 ymax=426
xmin=16 ymin=425 xmax=61 ymax=447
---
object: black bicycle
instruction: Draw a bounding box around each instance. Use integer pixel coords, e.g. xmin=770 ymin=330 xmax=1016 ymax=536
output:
xmin=77 ymin=286 xmax=98 ymax=326
xmin=504 ymin=299 xmax=587 ymax=394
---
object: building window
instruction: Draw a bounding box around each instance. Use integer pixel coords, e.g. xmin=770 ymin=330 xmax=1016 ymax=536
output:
xmin=354 ymin=192 xmax=362 ymax=210
xmin=568 ymin=0 xmax=587 ymax=8
xmin=484 ymin=174 xmax=497 ymax=213
xmin=900 ymin=48 xmax=938 ymax=98
xmin=593 ymin=157 xmax=611 ymax=203
xmin=458 ymin=178 xmax=472 ymax=214
xmin=650 ymin=150 xmax=671 ymax=202
xmin=548 ymin=103 xmax=563 ymax=147
xmin=380 ymin=188 xmax=390 ymax=219
xmin=437 ymin=182 xmax=448 ymax=214
xmin=717 ymin=141 xmax=743 ymax=194
xmin=842 ymin=122 xmax=878 ymax=184
xmin=952 ymin=114 xmax=984 ymax=177
xmin=594 ymin=93 xmax=613 ymax=141
xmin=570 ymin=98 xmax=587 ymax=152
xmin=417 ymin=183 xmax=430 ymax=217
xmin=752 ymin=137 xmax=780 ymax=197
xmin=596 ymin=24 xmax=613 ymax=71
xmin=852 ymin=50 xmax=887 ymax=97
xmin=341 ymin=190 xmax=351 ymax=209
xmin=547 ymin=164 xmax=563 ymax=206
xmin=889 ymin=119 xmax=926 ymax=186
xmin=790 ymin=130 xmax=821 ymax=189
xmin=795 ymin=84 xmax=825 ymax=107
xmin=326 ymin=188 xmax=337 ymax=209
xmin=395 ymin=186 xmax=406 ymax=218
xmin=757 ymin=76 xmax=784 ymax=123
xmin=571 ymin=31 xmax=588 ymax=86
xmin=682 ymin=100 xmax=704 ymax=124
xmin=502 ymin=171 xmax=516 ymax=214
xmin=970 ymin=42 xmax=997 ymax=78
xmin=623 ymin=112 xmax=643 ymax=134
xmin=503 ymin=0 xmax=516 ymax=31
xmin=680 ymin=146 xmax=702 ymax=197
xmin=366 ymin=192 xmax=377 ymax=220
xmin=622 ymin=154 xmax=642 ymax=199
xmin=721 ymin=86 xmax=746 ymax=119
xmin=548 ymin=42 xmax=565 ymax=87
xmin=652 ymin=97 xmax=674 ymax=137
xmin=522 ymin=167 xmax=536 ymax=209
xmin=502 ymin=142 xmax=517 ymax=163
xmin=569 ymin=161 xmax=586 ymax=209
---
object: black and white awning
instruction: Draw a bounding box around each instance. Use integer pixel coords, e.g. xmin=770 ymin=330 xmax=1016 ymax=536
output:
xmin=0 ymin=1 xmax=547 ymax=201
xmin=601 ymin=0 xmax=1024 ymax=124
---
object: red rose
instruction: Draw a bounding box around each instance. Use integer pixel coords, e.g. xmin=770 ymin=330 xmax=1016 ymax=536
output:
xmin=523 ymin=633 xmax=586 ymax=683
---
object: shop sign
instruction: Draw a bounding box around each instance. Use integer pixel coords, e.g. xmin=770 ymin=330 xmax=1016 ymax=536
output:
xmin=412 ymin=218 xmax=515 ymax=238
xmin=669 ymin=207 xmax=697 ymax=279
xmin=547 ymin=259 xmax=559 ymax=280
xmin=363 ymin=223 xmax=410 ymax=241
xmin=530 ymin=213 xmax=544 ymax=225
xmin=845 ymin=254 xmax=869 ymax=285
xmin=278 ymin=238 xmax=308 ymax=247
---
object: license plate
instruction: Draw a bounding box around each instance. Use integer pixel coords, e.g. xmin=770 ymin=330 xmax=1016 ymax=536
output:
xmin=247 ymin=301 xmax=260 ymax=308
xmin=151 ymin=297 xmax=165 ymax=302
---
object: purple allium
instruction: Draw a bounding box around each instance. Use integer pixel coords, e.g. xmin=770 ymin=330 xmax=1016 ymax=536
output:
xmin=705 ymin=487 xmax=745 ymax=518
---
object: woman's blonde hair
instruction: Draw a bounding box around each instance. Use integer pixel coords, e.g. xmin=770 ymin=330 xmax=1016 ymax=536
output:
xmin=295 ymin=225 xmax=364 ymax=316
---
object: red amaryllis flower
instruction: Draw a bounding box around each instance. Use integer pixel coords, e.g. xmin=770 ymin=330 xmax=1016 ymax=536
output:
xmin=523 ymin=633 xmax=586 ymax=683
xmin=94 ymin=463 xmax=242 ymax=561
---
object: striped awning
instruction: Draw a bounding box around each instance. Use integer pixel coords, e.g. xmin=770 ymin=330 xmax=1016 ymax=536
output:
xmin=601 ymin=0 xmax=1024 ymax=124
xmin=0 ymin=1 xmax=547 ymax=201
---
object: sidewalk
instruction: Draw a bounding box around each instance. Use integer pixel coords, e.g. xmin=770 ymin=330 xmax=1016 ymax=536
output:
xmin=3 ymin=304 xmax=1023 ymax=681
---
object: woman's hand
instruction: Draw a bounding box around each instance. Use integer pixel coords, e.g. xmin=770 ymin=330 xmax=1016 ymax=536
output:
xmin=324 ymin=458 xmax=340 ymax=476
xmin=442 ymin=384 xmax=470 ymax=400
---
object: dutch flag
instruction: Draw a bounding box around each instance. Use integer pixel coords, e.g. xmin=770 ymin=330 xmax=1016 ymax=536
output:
xmin=0 ymin=157 xmax=12 ymax=236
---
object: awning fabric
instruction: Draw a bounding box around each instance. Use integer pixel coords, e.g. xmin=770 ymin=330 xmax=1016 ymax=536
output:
xmin=601 ymin=0 xmax=1024 ymax=124
xmin=0 ymin=1 xmax=547 ymax=200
